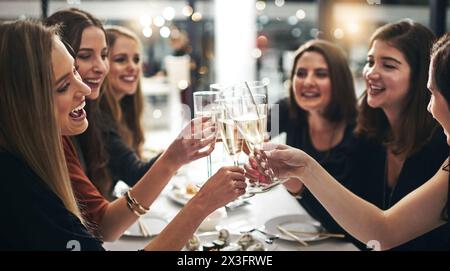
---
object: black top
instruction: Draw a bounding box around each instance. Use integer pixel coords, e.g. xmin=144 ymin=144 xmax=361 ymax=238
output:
xmin=0 ymin=152 xmax=104 ymax=251
xmin=350 ymin=128 xmax=450 ymax=250
xmin=270 ymin=98 xmax=357 ymax=236
xmin=103 ymin=125 xmax=160 ymax=187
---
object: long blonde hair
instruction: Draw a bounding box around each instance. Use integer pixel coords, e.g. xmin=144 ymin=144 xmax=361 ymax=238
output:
xmin=0 ymin=20 xmax=82 ymax=220
xmin=103 ymin=25 xmax=144 ymax=155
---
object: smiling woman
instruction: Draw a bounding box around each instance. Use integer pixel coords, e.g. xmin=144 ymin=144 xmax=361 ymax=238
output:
xmin=52 ymin=37 xmax=91 ymax=136
xmin=0 ymin=20 xmax=103 ymax=250
xmin=45 ymin=8 xmax=112 ymax=196
xmin=350 ymin=20 xmax=449 ymax=250
xmin=268 ymin=39 xmax=358 ymax=239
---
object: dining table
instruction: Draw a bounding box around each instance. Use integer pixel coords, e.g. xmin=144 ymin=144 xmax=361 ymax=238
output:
xmin=103 ymin=148 xmax=359 ymax=251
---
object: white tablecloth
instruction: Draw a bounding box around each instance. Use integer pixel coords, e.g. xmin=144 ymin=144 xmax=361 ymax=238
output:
xmin=103 ymin=157 xmax=359 ymax=251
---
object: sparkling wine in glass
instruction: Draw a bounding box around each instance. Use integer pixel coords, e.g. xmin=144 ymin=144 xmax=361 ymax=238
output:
xmin=193 ymin=91 xmax=220 ymax=178
xmin=233 ymin=93 xmax=286 ymax=193
xmin=217 ymin=98 xmax=244 ymax=166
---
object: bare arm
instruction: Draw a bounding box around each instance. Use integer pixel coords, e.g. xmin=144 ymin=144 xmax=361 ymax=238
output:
xmin=301 ymin=158 xmax=448 ymax=250
xmin=248 ymin=144 xmax=448 ymax=250
xmin=98 ymin=117 xmax=216 ymax=241
xmin=144 ymin=167 xmax=246 ymax=251
xmin=98 ymin=151 xmax=179 ymax=241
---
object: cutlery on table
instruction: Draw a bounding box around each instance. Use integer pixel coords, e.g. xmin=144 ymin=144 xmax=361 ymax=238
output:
xmin=277 ymin=225 xmax=308 ymax=246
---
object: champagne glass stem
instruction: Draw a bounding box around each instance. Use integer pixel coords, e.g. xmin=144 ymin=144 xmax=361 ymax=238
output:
xmin=232 ymin=154 xmax=239 ymax=167
xmin=207 ymin=155 xmax=212 ymax=178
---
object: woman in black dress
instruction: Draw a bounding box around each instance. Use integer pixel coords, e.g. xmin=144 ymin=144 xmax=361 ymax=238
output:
xmin=247 ymin=31 xmax=450 ymax=251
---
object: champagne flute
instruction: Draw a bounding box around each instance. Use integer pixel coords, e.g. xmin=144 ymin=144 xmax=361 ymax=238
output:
xmin=218 ymin=96 xmax=255 ymax=200
xmin=217 ymin=97 xmax=244 ymax=166
xmin=233 ymin=94 xmax=267 ymax=153
xmin=193 ymin=91 xmax=220 ymax=178
xmin=232 ymin=93 xmax=286 ymax=193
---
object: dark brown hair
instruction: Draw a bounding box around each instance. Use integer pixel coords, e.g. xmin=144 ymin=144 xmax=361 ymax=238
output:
xmin=288 ymin=39 xmax=357 ymax=125
xmin=355 ymin=20 xmax=437 ymax=156
xmin=431 ymin=32 xmax=450 ymax=106
xmin=45 ymin=9 xmax=113 ymax=195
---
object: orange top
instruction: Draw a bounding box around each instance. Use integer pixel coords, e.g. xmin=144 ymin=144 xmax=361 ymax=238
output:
xmin=62 ymin=136 xmax=109 ymax=237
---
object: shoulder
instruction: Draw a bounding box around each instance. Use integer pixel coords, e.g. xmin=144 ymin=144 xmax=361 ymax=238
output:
xmin=426 ymin=127 xmax=448 ymax=151
xmin=0 ymin=151 xmax=26 ymax=171
xmin=412 ymin=127 xmax=448 ymax=162
xmin=0 ymin=151 xmax=59 ymax=207
xmin=0 ymin=152 xmax=38 ymax=187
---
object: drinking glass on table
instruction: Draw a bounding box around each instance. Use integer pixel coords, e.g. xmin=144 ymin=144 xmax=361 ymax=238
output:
xmin=193 ymin=91 xmax=220 ymax=178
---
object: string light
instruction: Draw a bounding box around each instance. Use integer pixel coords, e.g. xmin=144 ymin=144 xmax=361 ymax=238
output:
xmin=153 ymin=16 xmax=165 ymax=27
xmin=287 ymin=16 xmax=298 ymax=26
xmin=333 ymin=28 xmax=344 ymax=39
xmin=182 ymin=5 xmax=194 ymax=17
xmin=296 ymin=9 xmax=306 ymax=20
xmin=191 ymin=12 xmax=202 ymax=22
xmin=163 ymin=7 xmax=175 ymax=21
xmin=291 ymin=28 xmax=302 ymax=38
xmin=251 ymin=48 xmax=262 ymax=59
xmin=256 ymin=1 xmax=266 ymax=11
xmin=142 ymin=27 xmax=152 ymax=38
xmin=275 ymin=0 xmax=285 ymax=7
xmin=160 ymin=26 xmax=171 ymax=38
xmin=139 ymin=15 xmax=152 ymax=27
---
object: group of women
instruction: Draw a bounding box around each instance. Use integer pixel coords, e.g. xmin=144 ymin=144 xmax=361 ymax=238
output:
xmin=0 ymin=9 xmax=246 ymax=250
xmin=0 ymin=7 xmax=449 ymax=251
xmin=257 ymin=21 xmax=450 ymax=250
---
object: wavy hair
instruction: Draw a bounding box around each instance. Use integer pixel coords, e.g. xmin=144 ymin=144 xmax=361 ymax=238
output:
xmin=103 ymin=25 xmax=145 ymax=157
xmin=355 ymin=20 xmax=437 ymax=156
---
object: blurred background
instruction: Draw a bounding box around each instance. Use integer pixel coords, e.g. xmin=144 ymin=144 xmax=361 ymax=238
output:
xmin=1 ymin=0 xmax=449 ymax=146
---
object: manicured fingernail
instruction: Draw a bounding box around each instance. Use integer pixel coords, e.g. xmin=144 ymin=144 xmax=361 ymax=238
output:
xmin=260 ymin=161 xmax=266 ymax=168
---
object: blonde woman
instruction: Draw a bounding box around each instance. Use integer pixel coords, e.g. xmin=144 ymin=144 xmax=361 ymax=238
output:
xmin=0 ymin=20 xmax=102 ymax=250
xmin=97 ymin=25 xmax=151 ymax=193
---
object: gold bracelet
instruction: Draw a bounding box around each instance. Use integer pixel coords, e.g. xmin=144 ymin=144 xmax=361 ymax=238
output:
xmin=125 ymin=189 xmax=149 ymax=216
xmin=126 ymin=201 xmax=145 ymax=217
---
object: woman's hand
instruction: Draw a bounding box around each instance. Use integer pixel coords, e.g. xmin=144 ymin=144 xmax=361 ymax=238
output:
xmin=244 ymin=143 xmax=311 ymax=181
xmin=193 ymin=166 xmax=246 ymax=213
xmin=163 ymin=117 xmax=217 ymax=169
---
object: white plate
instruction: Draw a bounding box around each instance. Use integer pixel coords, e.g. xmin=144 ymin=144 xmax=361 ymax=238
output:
xmin=167 ymin=186 xmax=195 ymax=205
xmin=264 ymin=214 xmax=327 ymax=242
xmin=185 ymin=232 xmax=273 ymax=251
xmin=123 ymin=214 xmax=169 ymax=238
